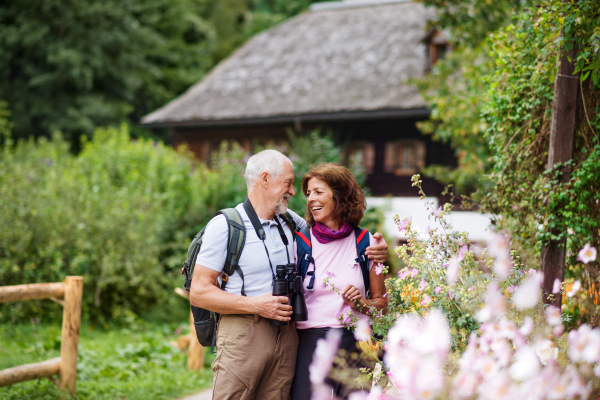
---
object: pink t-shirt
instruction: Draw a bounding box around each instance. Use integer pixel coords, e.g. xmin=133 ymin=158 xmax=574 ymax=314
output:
xmin=295 ymin=229 xmax=375 ymax=329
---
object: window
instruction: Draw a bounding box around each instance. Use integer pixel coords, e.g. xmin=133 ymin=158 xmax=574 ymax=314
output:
xmin=343 ymin=142 xmax=375 ymax=174
xmin=423 ymin=28 xmax=450 ymax=71
xmin=383 ymin=140 xmax=425 ymax=175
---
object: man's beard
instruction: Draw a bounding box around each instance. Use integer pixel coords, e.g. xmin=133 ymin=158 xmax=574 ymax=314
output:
xmin=273 ymin=194 xmax=290 ymax=215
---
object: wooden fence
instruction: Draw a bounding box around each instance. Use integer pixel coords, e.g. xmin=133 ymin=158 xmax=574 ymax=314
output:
xmin=0 ymin=276 xmax=83 ymax=394
xmin=174 ymin=287 xmax=204 ymax=370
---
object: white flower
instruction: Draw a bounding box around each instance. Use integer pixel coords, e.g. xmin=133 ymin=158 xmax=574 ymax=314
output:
xmin=446 ymin=256 xmax=460 ymax=285
xmin=371 ymin=362 xmax=383 ymax=384
xmin=566 ymin=280 xmax=581 ymax=298
xmin=577 ymin=242 xmax=597 ymax=264
xmin=535 ymin=339 xmax=558 ymax=365
xmin=509 ymin=346 xmax=540 ymax=381
xmin=545 ymin=305 xmax=561 ymax=326
xmin=354 ymin=319 xmax=372 ymax=342
xmin=512 ymin=272 xmax=543 ymax=310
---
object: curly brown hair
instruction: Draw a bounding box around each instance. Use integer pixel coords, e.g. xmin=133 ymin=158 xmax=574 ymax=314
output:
xmin=301 ymin=163 xmax=367 ymax=227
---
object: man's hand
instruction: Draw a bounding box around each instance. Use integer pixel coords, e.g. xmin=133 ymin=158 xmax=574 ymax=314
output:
xmin=249 ymin=293 xmax=293 ymax=321
xmin=365 ymin=232 xmax=388 ymax=264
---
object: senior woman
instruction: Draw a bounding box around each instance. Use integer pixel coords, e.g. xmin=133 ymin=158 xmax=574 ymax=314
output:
xmin=291 ymin=163 xmax=388 ymax=400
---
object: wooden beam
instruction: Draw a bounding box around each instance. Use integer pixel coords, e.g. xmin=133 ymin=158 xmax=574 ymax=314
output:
xmin=58 ymin=277 xmax=83 ymax=394
xmin=175 ymin=287 xmax=190 ymax=300
xmin=540 ymin=36 xmax=579 ymax=307
xmin=187 ymin=311 xmax=204 ymax=370
xmin=0 ymin=357 xmax=61 ymax=387
xmin=0 ymin=282 xmax=65 ymax=303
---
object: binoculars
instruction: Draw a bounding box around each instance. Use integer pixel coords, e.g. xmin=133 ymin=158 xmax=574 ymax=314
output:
xmin=271 ymin=263 xmax=308 ymax=326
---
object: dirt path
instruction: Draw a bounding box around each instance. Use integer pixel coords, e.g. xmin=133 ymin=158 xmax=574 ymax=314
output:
xmin=178 ymin=388 xmax=212 ymax=400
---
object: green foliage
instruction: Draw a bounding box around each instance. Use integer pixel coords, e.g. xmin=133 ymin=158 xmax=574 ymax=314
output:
xmin=414 ymin=44 xmax=495 ymax=194
xmin=0 ymin=322 xmax=213 ymax=400
xmin=418 ymin=0 xmax=532 ymax=47
xmin=0 ymin=125 xmax=246 ymax=322
xmin=0 ymin=98 xmax=11 ymax=144
xmin=417 ymin=0 xmax=600 ymax=325
xmin=480 ymin=1 xmax=600 ymax=270
xmin=0 ymin=0 xmax=321 ymax=143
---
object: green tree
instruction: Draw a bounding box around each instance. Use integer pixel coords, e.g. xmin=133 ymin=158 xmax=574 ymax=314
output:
xmin=0 ymin=0 xmax=322 ymax=145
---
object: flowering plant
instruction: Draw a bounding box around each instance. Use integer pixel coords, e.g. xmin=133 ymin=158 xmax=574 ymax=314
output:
xmin=308 ymin=175 xmax=600 ymax=400
xmin=374 ymin=175 xmax=526 ymax=351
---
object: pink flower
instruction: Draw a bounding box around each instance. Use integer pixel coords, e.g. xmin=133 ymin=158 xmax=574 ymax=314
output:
xmin=419 ymin=278 xmax=426 ymax=291
xmin=398 ymin=218 xmax=410 ymax=232
xmin=398 ymin=269 xmax=409 ymax=280
xmin=545 ymin=305 xmax=561 ymax=326
xmin=552 ymin=278 xmax=561 ymax=294
xmin=578 ymin=242 xmax=597 ymax=264
xmin=375 ymin=263 xmax=383 ymax=275
xmin=493 ymin=256 xmax=513 ymax=281
xmin=434 ymin=287 xmax=442 ymax=294
xmin=421 ymin=295 xmax=431 ymax=305
xmin=448 ymin=291 xmax=455 ymax=299
xmin=458 ymin=245 xmax=468 ymax=261
xmin=507 ymin=285 xmax=516 ymax=293
xmin=354 ymin=319 xmax=372 ymax=342
xmin=567 ymin=280 xmax=581 ymax=298
xmin=410 ymin=268 xmax=419 ymax=278
xmin=446 ymin=257 xmax=460 ymax=285
xmin=468 ymin=285 xmax=476 ymax=291
xmin=425 ymin=225 xmax=431 ymax=234
xmin=383 ymin=292 xmax=388 ymax=297
xmin=326 ymin=271 xmax=337 ymax=278
xmin=487 ymin=233 xmax=510 ymax=259
xmin=512 ymin=272 xmax=543 ymax=310
xmin=309 ymin=329 xmax=342 ymax=385
xmin=434 ymin=206 xmax=443 ymax=217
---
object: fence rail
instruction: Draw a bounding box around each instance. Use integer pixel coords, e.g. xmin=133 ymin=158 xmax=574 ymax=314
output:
xmin=0 ymin=276 xmax=83 ymax=394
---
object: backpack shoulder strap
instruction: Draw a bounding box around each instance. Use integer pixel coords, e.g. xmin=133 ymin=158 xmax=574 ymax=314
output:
xmin=217 ymin=208 xmax=247 ymax=295
xmin=354 ymin=226 xmax=371 ymax=298
xmin=296 ymin=225 xmax=314 ymax=276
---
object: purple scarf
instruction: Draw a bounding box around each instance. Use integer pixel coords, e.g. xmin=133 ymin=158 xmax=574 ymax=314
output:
xmin=312 ymin=222 xmax=353 ymax=244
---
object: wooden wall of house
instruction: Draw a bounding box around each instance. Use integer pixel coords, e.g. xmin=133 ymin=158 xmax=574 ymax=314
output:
xmin=171 ymin=116 xmax=457 ymax=199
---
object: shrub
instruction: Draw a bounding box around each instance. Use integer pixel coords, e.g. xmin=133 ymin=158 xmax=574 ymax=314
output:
xmin=0 ymin=125 xmax=245 ymax=323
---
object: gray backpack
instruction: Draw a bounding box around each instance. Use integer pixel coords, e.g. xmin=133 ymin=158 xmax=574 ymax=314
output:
xmin=182 ymin=208 xmax=246 ymax=353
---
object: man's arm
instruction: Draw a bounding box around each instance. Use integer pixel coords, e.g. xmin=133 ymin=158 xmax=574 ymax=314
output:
xmin=290 ymin=208 xmax=388 ymax=263
xmin=190 ymin=265 xmax=293 ymax=321
xmin=365 ymin=232 xmax=388 ymax=264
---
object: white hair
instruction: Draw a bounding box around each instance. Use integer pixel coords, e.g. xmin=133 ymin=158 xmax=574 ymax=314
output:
xmin=244 ymin=149 xmax=293 ymax=191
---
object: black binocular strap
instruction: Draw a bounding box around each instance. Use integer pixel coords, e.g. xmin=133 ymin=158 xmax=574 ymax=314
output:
xmin=243 ymin=199 xmax=292 ymax=279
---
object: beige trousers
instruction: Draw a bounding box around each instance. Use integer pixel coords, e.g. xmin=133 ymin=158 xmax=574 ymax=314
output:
xmin=211 ymin=314 xmax=299 ymax=400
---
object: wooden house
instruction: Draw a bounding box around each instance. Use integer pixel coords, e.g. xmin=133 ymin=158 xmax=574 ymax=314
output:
xmin=141 ymin=0 xmax=455 ymax=198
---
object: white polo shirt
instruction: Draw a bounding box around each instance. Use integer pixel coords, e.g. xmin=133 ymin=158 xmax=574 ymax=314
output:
xmin=196 ymin=203 xmax=307 ymax=297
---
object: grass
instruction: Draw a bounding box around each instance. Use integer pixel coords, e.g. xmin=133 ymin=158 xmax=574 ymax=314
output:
xmin=0 ymin=319 xmax=214 ymax=399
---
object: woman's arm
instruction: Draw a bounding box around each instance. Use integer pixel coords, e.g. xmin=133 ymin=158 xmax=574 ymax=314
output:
xmin=342 ymin=266 xmax=387 ymax=316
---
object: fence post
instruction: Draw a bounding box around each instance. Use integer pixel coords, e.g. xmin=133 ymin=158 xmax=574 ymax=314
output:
xmin=187 ymin=311 xmax=204 ymax=370
xmin=58 ymin=276 xmax=83 ymax=394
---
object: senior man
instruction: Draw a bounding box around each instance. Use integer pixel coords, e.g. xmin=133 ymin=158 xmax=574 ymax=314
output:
xmin=190 ymin=149 xmax=388 ymax=400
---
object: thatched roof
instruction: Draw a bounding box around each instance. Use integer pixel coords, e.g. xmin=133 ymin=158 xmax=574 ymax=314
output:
xmin=141 ymin=0 xmax=433 ymax=127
